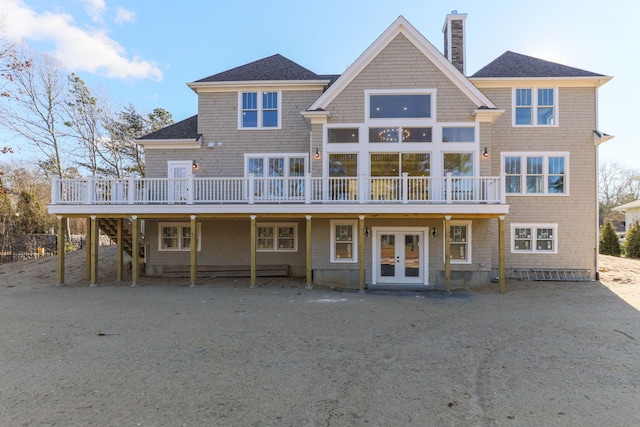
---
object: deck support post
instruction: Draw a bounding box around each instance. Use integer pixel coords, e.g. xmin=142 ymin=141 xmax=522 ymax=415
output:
xmin=444 ymin=215 xmax=451 ymax=292
xmin=116 ymin=218 xmax=123 ymax=282
xmin=190 ymin=215 xmax=198 ymax=287
xmin=90 ymin=216 xmax=99 ymax=287
xmin=359 ymin=215 xmax=365 ymax=292
xmin=131 ymin=216 xmax=139 ymax=286
xmin=250 ymin=215 xmax=257 ymax=288
xmin=499 ymin=215 xmax=506 ymax=293
xmin=305 ymin=215 xmax=312 ymax=289
xmin=85 ymin=217 xmax=91 ymax=280
xmin=56 ymin=216 xmax=65 ymax=286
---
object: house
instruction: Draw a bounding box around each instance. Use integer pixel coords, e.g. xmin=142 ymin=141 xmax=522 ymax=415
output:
xmin=49 ymin=12 xmax=612 ymax=291
xmin=614 ymin=201 xmax=640 ymax=235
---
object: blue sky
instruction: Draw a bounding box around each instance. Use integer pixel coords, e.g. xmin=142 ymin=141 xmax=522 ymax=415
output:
xmin=1 ymin=0 xmax=638 ymax=168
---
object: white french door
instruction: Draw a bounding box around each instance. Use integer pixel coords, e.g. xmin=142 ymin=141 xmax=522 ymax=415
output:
xmin=372 ymin=227 xmax=428 ymax=285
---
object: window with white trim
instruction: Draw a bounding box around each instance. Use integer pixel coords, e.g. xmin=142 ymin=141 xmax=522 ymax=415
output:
xmin=330 ymin=220 xmax=358 ymax=263
xmin=239 ymin=91 xmax=280 ymax=129
xmin=159 ymin=222 xmax=201 ymax=251
xmin=246 ymin=154 xmax=307 ymax=199
xmin=511 ymin=224 xmax=558 ymax=253
xmin=503 ymin=153 xmax=568 ymax=195
xmin=365 ymin=89 xmax=436 ymax=122
xmin=513 ymin=88 xmax=556 ymax=126
xmin=328 ymin=127 xmax=359 ymax=143
xmin=257 ymin=223 xmax=298 ymax=252
xmin=447 ymin=220 xmax=471 ymax=264
xmin=369 ymin=94 xmax=431 ymax=119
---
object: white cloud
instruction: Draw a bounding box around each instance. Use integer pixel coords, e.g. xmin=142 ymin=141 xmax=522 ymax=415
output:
xmin=1 ymin=0 xmax=162 ymax=81
xmin=83 ymin=0 xmax=106 ymax=22
xmin=114 ymin=7 xmax=135 ymax=24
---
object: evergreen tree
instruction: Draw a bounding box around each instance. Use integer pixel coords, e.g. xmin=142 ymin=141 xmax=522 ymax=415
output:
xmin=624 ymin=221 xmax=640 ymax=259
xmin=599 ymin=220 xmax=621 ymax=256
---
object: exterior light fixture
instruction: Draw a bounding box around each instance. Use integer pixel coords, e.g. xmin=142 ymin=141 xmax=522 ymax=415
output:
xmin=192 ymin=160 xmax=199 ymax=170
xmin=431 ymin=227 xmax=437 ymax=238
xmin=314 ymin=148 xmax=321 ymax=160
xmin=481 ymin=147 xmax=489 ymax=159
xmin=364 ymin=227 xmax=370 ymax=238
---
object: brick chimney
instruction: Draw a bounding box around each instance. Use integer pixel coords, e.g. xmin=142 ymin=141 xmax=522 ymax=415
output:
xmin=443 ymin=10 xmax=467 ymax=75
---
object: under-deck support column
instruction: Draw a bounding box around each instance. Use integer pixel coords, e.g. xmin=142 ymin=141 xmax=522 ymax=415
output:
xmin=190 ymin=215 xmax=198 ymax=287
xmin=359 ymin=215 xmax=365 ymax=292
xmin=90 ymin=216 xmax=99 ymax=287
xmin=85 ymin=217 xmax=91 ymax=280
xmin=305 ymin=215 xmax=312 ymax=289
xmin=499 ymin=215 xmax=506 ymax=293
xmin=56 ymin=216 xmax=66 ymax=286
xmin=444 ymin=215 xmax=451 ymax=292
xmin=131 ymin=215 xmax=139 ymax=286
xmin=116 ymin=218 xmax=123 ymax=282
xmin=250 ymin=215 xmax=257 ymax=288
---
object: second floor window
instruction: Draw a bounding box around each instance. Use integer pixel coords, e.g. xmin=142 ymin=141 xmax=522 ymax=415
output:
xmin=514 ymin=88 xmax=556 ymax=126
xmin=503 ymin=153 xmax=567 ymax=195
xmin=240 ymin=91 xmax=279 ymax=129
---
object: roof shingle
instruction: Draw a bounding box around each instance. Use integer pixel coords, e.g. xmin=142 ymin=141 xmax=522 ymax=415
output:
xmin=471 ymin=51 xmax=605 ymax=78
xmin=137 ymin=115 xmax=199 ymax=140
xmin=195 ymin=54 xmax=324 ymax=82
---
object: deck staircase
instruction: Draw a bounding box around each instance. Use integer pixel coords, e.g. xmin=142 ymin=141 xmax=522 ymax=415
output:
xmin=98 ymin=218 xmax=145 ymax=259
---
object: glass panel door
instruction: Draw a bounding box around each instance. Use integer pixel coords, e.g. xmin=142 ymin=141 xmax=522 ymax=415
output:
xmin=379 ymin=234 xmax=396 ymax=277
xmin=404 ymin=234 xmax=420 ymax=277
xmin=168 ymin=161 xmax=190 ymax=203
xmin=376 ymin=230 xmax=423 ymax=284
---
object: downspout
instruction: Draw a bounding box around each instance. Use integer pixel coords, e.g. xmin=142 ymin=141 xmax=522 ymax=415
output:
xmin=594 ymin=80 xmax=601 ymax=281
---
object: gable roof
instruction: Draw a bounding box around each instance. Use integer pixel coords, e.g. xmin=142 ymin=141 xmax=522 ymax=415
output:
xmin=308 ymin=16 xmax=498 ymax=111
xmin=137 ymin=115 xmax=199 ymax=140
xmin=194 ymin=54 xmax=324 ymax=82
xmin=471 ymin=51 xmax=605 ymax=78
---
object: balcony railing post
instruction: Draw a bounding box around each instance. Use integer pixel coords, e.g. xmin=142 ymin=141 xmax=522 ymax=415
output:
xmin=500 ymin=175 xmax=506 ymax=204
xmin=51 ymin=177 xmax=60 ymax=204
xmin=85 ymin=176 xmax=94 ymax=205
xmin=128 ymin=176 xmax=136 ymax=204
xmin=248 ymin=174 xmax=255 ymax=204
xmin=305 ymin=173 xmax=311 ymax=204
xmin=446 ymin=173 xmax=452 ymax=204
xmin=187 ymin=174 xmax=194 ymax=204
xmin=358 ymin=174 xmax=366 ymax=203
xmin=402 ymin=172 xmax=409 ymax=204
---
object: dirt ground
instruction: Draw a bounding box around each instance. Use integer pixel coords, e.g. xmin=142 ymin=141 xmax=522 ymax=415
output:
xmin=0 ymin=248 xmax=639 ymax=427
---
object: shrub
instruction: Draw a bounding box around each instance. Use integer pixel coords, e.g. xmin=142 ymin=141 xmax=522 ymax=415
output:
xmin=599 ymin=220 xmax=621 ymax=256
xmin=625 ymin=221 xmax=640 ymax=259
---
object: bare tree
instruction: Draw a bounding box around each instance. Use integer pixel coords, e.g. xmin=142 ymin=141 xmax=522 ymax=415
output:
xmin=599 ymin=160 xmax=640 ymax=221
xmin=0 ymin=47 xmax=69 ymax=178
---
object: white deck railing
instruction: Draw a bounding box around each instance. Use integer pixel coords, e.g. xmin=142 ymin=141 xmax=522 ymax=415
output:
xmin=51 ymin=173 xmax=505 ymax=205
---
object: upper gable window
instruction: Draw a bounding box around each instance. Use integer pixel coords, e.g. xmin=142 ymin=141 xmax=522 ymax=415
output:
xmin=370 ymin=94 xmax=431 ymax=119
xmin=240 ymin=91 xmax=280 ymax=129
xmin=514 ymin=88 xmax=556 ymax=126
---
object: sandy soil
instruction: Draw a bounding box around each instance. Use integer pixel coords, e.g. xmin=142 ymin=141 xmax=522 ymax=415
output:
xmin=0 ymin=248 xmax=639 ymax=426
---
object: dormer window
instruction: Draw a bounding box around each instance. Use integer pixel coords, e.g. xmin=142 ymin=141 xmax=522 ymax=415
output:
xmin=240 ymin=91 xmax=280 ymax=129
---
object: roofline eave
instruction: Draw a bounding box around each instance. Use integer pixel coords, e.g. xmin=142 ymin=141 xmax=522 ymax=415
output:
xmin=187 ymin=79 xmax=332 ymax=93
xmin=469 ymin=75 xmax=613 ymax=88
xmin=136 ymin=136 xmax=202 ymax=149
